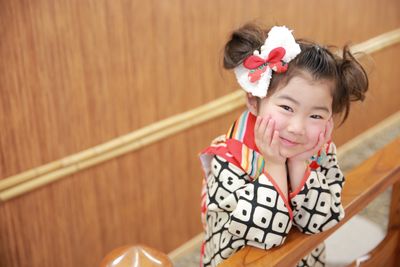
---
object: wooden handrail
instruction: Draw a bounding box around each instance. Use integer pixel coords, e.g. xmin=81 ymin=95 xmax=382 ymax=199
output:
xmin=99 ymin=137 xmax=400 ymax=267
xmin=220 ymin=136 xmax=400 ymax=267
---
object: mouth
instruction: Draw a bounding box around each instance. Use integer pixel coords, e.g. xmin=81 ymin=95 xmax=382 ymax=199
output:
xmin=280 ymin=137 xmax=300 ymax=147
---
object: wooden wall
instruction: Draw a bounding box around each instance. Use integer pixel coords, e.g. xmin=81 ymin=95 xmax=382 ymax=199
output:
xmin=0 ymin=0 xmax=399 ymax=266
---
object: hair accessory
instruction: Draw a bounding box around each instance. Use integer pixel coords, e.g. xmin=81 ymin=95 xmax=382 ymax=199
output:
xmin=309 ymin=141 xmax=331 ymax=170
xmin=309 ymin=150 xmax=326 ymax=170
xmin=234 ymin=26 xmax=301 ymax=98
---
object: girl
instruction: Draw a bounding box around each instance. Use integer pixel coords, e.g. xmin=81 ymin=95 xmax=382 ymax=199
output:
xmin=199 ymin=24 xmax=368 ymax=267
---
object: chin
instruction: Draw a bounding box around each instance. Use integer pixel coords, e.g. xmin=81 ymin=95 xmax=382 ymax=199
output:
xmin=280 ymin=150 xmax=296 ymax=159
xmin=280 ymin=147 xmax=305 ymax=159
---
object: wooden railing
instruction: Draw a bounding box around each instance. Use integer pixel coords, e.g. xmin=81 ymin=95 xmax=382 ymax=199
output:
xmin=100 ymin=136 xmax=400 ymax=267
xmin=220 ymin=136 xmax=400 ymax=267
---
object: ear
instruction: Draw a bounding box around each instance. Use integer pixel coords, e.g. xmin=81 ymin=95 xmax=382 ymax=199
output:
xmin=246 ymin=93 xmax=259 ymax=116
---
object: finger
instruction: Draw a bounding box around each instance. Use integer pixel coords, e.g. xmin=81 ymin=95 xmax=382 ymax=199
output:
xmin=264 ymin=118 xmax=275 ymax=145
xmin=315 ymin=132 xmax=325 ymax=150
xmin=254 ymin=117 xmax=262 ymax=145
xmin=326 ymin=118 xmax=334 ymax=140
xmin=309 ymin=132 xmax=323 ymax=152
xmin=255 ymin=116 xmax=261 ymax=131
xmin=270 ymin=130 xmax=280 ymax=149
xmin=322 ymin=119 xmax=333 ymax=144
xmin=256 ymin=117 xmax=268 ymax=140
xmin=255 ymin=116 xmax=265 ymax=136
xmin=255 ymin=117 xmax=270 ymax=148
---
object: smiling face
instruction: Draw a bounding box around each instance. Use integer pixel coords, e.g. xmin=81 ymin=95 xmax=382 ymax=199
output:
xmin=252 ymin=72 xmax=333 ymax=158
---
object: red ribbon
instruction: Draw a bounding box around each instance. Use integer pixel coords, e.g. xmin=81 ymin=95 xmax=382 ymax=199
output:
xmin=243 ymin=47 xmax=288 ymax=82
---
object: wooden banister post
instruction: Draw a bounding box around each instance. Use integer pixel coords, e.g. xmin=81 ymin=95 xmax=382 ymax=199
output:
xmin=389 ymin=181 xmax=400 ymax=264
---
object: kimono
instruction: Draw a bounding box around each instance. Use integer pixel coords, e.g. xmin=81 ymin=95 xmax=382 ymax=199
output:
xmin=199 ymin=110 xmax=345 ymax=267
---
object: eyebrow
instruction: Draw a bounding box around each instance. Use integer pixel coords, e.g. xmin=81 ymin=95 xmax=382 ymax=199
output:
xmin=277 ymin=94 xmax=331 ymax=113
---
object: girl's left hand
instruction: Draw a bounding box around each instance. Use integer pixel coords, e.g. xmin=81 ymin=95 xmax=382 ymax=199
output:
xmin=289 ymin=117 xmax=334 ymax=162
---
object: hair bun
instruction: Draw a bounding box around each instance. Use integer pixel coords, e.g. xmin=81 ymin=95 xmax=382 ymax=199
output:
xmin=336 ymin=46 xmax=369 ymax=121
xmin=223 ymin=24 xmax=268 ymax=69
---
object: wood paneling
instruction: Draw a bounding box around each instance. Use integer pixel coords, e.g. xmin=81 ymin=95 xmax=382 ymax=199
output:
xmin=1 ymin=0 xmax=400 ymax=177
xmin=0 ymin=0 xmax=399 ymax=267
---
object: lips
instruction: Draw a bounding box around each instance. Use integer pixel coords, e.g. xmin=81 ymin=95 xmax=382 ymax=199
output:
xmin=280 ymin=137 xmax=300 ymax=147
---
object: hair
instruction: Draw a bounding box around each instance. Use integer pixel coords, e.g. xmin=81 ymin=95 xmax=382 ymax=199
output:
xmin=223 ymin=23 xmax=369 ymax=124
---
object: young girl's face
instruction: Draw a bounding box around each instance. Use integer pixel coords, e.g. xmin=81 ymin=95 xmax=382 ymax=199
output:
xmin=257 ymin=73 xmax=333 ymax=158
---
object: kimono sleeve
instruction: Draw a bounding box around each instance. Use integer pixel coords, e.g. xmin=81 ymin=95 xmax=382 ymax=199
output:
xmin=207 ymin=155 xmax=293 ymax=249
xmin=290 ymin=142 xmax=345 ymax=234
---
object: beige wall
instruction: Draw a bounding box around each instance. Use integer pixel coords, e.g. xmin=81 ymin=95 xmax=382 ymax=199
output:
xmin=0 ymin=1 xmax=399 ymax=266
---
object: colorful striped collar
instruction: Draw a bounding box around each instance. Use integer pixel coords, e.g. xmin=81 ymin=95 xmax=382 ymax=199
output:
xmin=226 ymin=110 xmax=258 ymax=152
xmin=225 ymin=110 xmax=265 ymax=180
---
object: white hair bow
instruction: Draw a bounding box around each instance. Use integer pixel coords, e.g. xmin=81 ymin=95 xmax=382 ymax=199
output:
xmin=234 ymin=26 xmax=301 ymax=98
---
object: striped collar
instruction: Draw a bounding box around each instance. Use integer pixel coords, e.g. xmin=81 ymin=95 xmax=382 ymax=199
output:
xmin=226 ymin=110 xmax=258 ymax=151
xmin=225 ymin=110 xmax=265 ymax=181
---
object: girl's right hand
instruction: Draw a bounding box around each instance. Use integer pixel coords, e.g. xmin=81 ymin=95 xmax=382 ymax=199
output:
xmin=254 ymin=116 xmax=286 ymax=165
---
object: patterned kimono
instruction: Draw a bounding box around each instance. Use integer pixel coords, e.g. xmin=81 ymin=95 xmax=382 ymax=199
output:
xmin=199 ymin=110 xmax=345 ymax=267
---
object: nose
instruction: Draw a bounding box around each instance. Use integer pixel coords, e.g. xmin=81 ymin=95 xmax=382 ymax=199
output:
xmin=287 ymin=116 xmax=305 ymax=136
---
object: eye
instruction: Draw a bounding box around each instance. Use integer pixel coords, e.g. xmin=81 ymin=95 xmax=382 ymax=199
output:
xmin=279 ymin=105 xmax=293 ymax=112
xmin=310 ymin=114 xmax=324 ymax=120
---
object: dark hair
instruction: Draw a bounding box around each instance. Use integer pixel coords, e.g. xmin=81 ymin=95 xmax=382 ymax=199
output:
xmin=223 ymin=23 xmax=369 ymax=124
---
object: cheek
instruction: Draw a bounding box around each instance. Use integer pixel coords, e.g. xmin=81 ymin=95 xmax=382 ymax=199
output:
xmin=272 ymin=114 xmax=287 ymax=132
xmin=306 ymin=124 xmax=325 ymax=144
xmin=259 ymin=108 xmax=288 ymax=131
